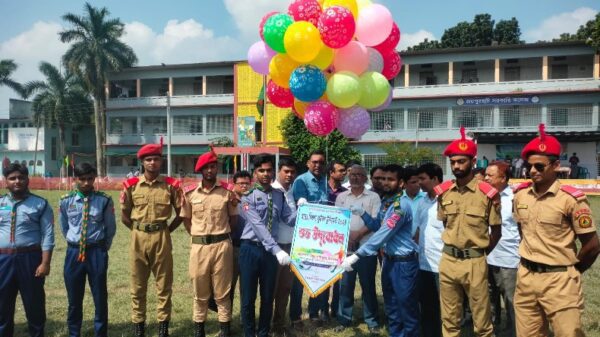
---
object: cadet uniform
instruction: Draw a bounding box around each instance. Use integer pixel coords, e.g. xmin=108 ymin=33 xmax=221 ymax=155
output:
xmin=513 ymin=124 xmax=597 ymax=337
xmin=59 ymin=189 xmax=116 ymax=337
xmin=121 ymin=144 xmax=182 ymax=327
xmin=180 ymin=150 xmax=238 ymax=335
xmin=436 ymin=127 xmax=501 ymax=337
xmin=0 ymin=192 xmax=54 ymax=337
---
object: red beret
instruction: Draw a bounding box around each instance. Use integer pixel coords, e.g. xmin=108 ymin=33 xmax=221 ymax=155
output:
xmin=443 ymin=126 xmax=477 ymax=157
xmin=137 ymin=144 xmax=162 ymax=159
xmin=521 ymin=123 xmax=561 ymax=159
xmin=195 ymin=150 xmax=218 ymax=172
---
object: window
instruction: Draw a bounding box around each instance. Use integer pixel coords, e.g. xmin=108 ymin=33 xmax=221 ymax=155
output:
xmin=500 ymin=106 xmax=520 ymax=127
xmin=419 ymin=71 xmax=437 ymax=85
xmin=193 ymin=77 xmax=203 ymax=95
xmin=206 ymin=115 xmax=233 ymax=134
xmin=370 ymin=110 xmax=402 ymax=131
xmin=453 ymin=107 xmax=493 ymax=128
xmin=222 ymin=76 xmax=234 ymax=94
xmin=550 ymin=108 xmax=568 ymax=126
xmin=37 ymin=160 xmax=42 ymax=166
xmin=461 ymin=69 xmax=478 ymax=83
xmin=0 ymin=124 xmax=7 ymax=144
xmin=142 ymin=116 xmax=167 ymax=134
xmin=71 ymin=132 xmax=80 ymax=146
xmin=504 ymin=67 xmax=520 ymax=81
xmin=500 ymin=105 xmax=541 ymax=127
xmin=109 ymin=117 xmax=137 ymax=134
xmin=551 ymin=65 xmax=568 ymax=79
xmin=548 ymin=104 xmax=592 ymax=127
xmin=125 ymin=157 xmax=138 ymax=167
xmin=28 ymin=160 xmax=34 ymax=166
xmin=109 ymin=156 xmax=122 ymax=167
xmin=408 ymin=108 xmax=447 ymax=129
xmin=173 ymin=115 xmax=203 ymax=134
xmin=51 ymin=137 xmax=57 ymax=160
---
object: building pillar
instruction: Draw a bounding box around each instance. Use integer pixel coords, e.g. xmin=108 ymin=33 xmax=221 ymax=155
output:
xmin=202 ymin=114 xmax=207 ymax=135
xmin=494 ymin=59 xmax=500 ymax=83
xmin=541 ymin=105 xmax=548 ymax=124
xmin=542 ymin=56 xmax=548 ymax=80
xmin=168 ymin=77 xmax=173 ymax=95
xmin=447 ymin=106 xmax=453 ymax=129
xmin=594 ymin=53 xmax=599 ymax=80
xmin=104 ymin=80 xmax=110 ymax=100
xmin=403 ymin=108 xmax=408 ymax=130
xmin=137 ymin=117 xmax=142 ymax=134
xmin=448 ymin=61 xmax=454 ymax=85
xmin=202 ymin=76 xmax=207 ymax=95
xmin=404 ymin=64 xmax=410 ymax=87
xmin=136 ymin=79 xmax=141 ymax=97
xmin=493 ymin=106 xmax=500 ymax=127
xmin=592 ymin=103 xmax=599 ymax=126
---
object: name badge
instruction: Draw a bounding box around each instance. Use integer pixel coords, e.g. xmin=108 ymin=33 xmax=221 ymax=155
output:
xmin=517 ymin=204 xmax=528 ymax=209
xmin=192 ymin=200 xmax=203 ymax=204
xmin=441 ymin=200 xmax=453 ymax=206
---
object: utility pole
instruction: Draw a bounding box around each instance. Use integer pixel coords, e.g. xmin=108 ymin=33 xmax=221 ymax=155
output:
xmin=166 ymin=91 xmax=172 ymax=176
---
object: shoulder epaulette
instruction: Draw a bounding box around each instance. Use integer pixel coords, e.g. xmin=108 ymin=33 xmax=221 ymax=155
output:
xmin=512 ymin=181 xmax=532 ymax=194
xmin=123 ymin=177 xmax=139 ymax=189
xmin=434 ymin=180 xmax=454 ymax=196
xmin=478 ymin=181 xmax=499 ymax=199
xmin=60 ymin=191 xmax=76 ymax=200
xmin=560 ymin=185 xmax=586 ymax=200
xmin=95 ymin=191 xmax=110 ymax=199
xmin=164 ymin=176 xmax=181 ymax=189
xmin=183 ymin=183 xmax=198 ymax=194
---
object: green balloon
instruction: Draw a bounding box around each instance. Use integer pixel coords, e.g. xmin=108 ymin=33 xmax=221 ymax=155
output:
xmin=263 ymin=14 xmax=294 ymax=53
xmin=326 ymin=71 xmax=361 ymax=108
xmin=358 ymin=72 xmax=391 ymax=109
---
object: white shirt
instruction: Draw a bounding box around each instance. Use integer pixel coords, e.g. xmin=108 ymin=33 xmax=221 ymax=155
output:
xmin=487 ymin=186 xmax=520 ymax=268
xmin=417 ymin=195 xmax=444 ymax=273
xmin=342 ymin=181 xmax=372 ymax=190
xmin=272 ymin=180 xmax=297 ymax=244
xmin=401 ymin=190 xmax=426 ymax=236
xmin=335 ymin=188 xmax=381 ymax=248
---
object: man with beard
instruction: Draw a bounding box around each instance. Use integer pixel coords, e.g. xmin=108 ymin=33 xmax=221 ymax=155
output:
xmin=436 ymin=127 xmax=502 ymax=337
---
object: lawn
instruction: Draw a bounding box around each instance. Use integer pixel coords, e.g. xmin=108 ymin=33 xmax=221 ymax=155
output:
xmin=5 ymin=190 xmax=600 ymax=336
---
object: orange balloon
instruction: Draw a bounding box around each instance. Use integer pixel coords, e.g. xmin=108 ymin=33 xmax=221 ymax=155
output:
xmin=293 ymin=99 xmax=309 ymax=119
xmin=269 ymin=53 xmax=300 ymax=88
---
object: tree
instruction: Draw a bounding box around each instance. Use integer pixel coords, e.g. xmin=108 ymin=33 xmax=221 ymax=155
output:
xmin=60 ymin=2 xmax=138 ymax=176
xmin=280 ymin=113 xmax=361 ymax=170
xmin=493 ymin=18 xmax=522 ymax=45
xmin=379 ymin=142 xmax=436 ymax=167
xmin=407 ymin=38 xmax=442 ymax=52
xmin=552 ymin=13 xmax=600 ymax=50
xmin=25 ymin=62 xmax=92 ymax=177
xmin=0 ymin=59 xmax=26 ymax=98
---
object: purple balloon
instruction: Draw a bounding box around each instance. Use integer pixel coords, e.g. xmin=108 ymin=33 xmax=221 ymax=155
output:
xmin=337 ymin=106 xmax=370 ymax=139
xmin=370 ymin=87 xmax=393 ymax=112
xmin=248 ymin=41 xmax=276 ymax=75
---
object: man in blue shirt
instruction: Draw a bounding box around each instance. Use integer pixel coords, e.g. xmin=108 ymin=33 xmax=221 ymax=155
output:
xmin=59 ymin=162 xmax=116 ymax=337
xmin=400 ymin=166 xmax=426 ymax=237
xmin=342 ymin=164 xmax=419 ymax=337
xmin=0 ymin=163 xmax=54 ymax=337
xmin=239 ymin=154 xmax=296 ymax=337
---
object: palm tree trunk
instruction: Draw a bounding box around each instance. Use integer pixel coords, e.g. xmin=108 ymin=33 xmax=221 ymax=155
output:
xmin=33 ymin=126 xmax=39 ymax=176
xmin=93 ymin=97 xmax=105 ymax=176
xmin=59 ymin=124 xmax=66 ymax=178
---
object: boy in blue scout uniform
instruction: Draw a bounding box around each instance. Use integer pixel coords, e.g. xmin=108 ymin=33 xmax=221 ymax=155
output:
xmin=59 ymin=162 xmax=116 ymax=337
xmin=239 ymin=154 xmax=296 ymax=337
xmin=0 ymin=163 xmax=54 ymax=337
xmin=342 ymin=164 xmax=420 ymax=337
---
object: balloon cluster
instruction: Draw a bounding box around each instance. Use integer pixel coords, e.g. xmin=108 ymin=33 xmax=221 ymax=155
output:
xmin=247 ymin=0 xmax=402 ymax=139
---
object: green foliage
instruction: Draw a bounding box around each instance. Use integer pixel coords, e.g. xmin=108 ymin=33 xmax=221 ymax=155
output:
xmin=280 ymin=113 xmax=361 ymax=168
xmin=380 ymin=142 xmax=436 ymax=167
xmin=0 ymin=59 xmax=26 ymax=98
xmin=558 ymin=13 xmax=600 ymax=51
xmin=493 ymin=18 xmax=522 ymax=45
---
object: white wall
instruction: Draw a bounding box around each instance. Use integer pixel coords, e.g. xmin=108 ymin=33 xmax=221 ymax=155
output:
xmin=564 ymin=142 xmax=597 ymax=177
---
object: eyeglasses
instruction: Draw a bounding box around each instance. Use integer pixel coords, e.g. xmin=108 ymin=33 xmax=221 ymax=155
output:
xmin=525 ymin=162 xmax=550 ymax=172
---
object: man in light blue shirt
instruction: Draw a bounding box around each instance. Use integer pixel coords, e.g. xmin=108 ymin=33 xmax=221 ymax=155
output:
xmin=401 ymin=166 xmax=426 ymax=236
xmin=0 ymin=163 xmax=54 ymax=337
xmin=485 ymin=161 xmax=519 ymax=337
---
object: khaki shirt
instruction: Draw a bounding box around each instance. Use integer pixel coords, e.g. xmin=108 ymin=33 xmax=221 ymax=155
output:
xmin=121 ymin=175 xmax=182 ymax=224
xmin=513 ymin=180 xmax=596 ymax=266
xmin=437 ymin=177 xmax=501 ymax=249
xmin=180 ymin=182 xmax=238 ymax=236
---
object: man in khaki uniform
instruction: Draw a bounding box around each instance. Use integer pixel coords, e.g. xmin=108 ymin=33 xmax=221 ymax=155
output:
xmin=436 ymin=127 xmax=502 ymax=337
xmin=513 ymin=124 xmax=600 ymax=337
xmin=121 ymin=142 xmax=183 ymax=337
xmin=181 ymin=150 xmax=238 ymax=337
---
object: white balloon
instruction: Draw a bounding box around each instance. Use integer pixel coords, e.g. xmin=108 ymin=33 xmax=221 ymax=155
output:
xmin=367 ymin=47 xmax=384 ymax=73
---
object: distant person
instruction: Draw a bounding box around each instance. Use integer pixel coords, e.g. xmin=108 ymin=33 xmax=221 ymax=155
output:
xmin=569 ymin=152 xmax=580 ymax=178
xmin=473 ymin=167 xmax=485 ymax=181
xmin=482 ymin=156 xmax=489 ymax=168
xmin=127 ymin=168 xmax=135 ymax=178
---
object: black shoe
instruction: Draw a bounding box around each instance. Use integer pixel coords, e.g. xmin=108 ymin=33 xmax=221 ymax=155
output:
xmin=310 ymin=317 xmax=323 ymax=328
xmin=368 ymin=326 xmax=381 ymax=336
xmin=218 ymin=321 xmax=231 ymax=337
xmin=333 ymin=325 xmax=347 ymax=332
xmin=194 ymin=322 xmax=205 ymax=337
xmin=158 ymin=321 xmax=169 ymax=337
xmin=319 ymin=311 xmax=330 ymax=323
xmin=132 ymin=322 xmax=145 ymax=337
xmin=290 ymin=320 xmax=305 ymax=333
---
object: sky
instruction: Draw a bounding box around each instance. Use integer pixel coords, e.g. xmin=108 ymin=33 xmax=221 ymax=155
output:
xmin=1 ymin=0 xmax=599 ymax=116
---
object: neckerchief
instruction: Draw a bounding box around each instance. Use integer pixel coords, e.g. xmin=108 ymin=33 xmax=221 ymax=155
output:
xmin=254 ymin=183 xmax=273 ymax=232
xmin=76 ymin=190 xmax=91 ymax=262
xmin=8 ymin=192 xmax=28 ymax=243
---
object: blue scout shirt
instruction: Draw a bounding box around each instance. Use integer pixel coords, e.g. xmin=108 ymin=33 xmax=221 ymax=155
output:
xmin=356 ymin=196 xmax=415 ymax=257
xmin=292 ymin=171 xmax=328 ymax=204
xmin=240 ymin=186 xmax=296 ymax=255
xmin=0 ymin=192 xmax=55 ymax=251
xmin=59 ymin=190 xmax=117 ymax=249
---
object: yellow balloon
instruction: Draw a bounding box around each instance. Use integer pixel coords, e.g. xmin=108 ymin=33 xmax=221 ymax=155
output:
xmin=284 ymin=22 xmax=323 ymax=63
xmin=269 ymin=53 xmax=300 ymax=88
xmin=308 ymin=45 xmax=334 ymax=70
xmin=323 ymin=0 xmax=358 ymax=19
xmin=293 ymin=99 xmax=309 ymax=119
xmin=355 ymin=0 xmax=372 ymax=12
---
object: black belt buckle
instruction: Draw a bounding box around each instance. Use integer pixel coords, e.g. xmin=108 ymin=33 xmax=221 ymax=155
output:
xmin=452 ymin=247 xmax=465 ymax=259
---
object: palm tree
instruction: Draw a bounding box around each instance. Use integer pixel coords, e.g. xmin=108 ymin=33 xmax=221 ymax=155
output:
xmin=25 ymin=62 xmax=92 ymax=177
xmin=0 ymin=59 xmax=27 ymax=98
xmin=60 ymin=2 xmax=137 ymax=176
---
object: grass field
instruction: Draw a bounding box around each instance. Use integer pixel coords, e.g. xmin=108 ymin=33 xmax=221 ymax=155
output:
xmin=5 ymin=189 xmax=600 ymax=337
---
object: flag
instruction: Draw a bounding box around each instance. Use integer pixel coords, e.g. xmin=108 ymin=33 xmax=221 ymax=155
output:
xmin=233 ymin=155 xmax=237 ymax=172
xmin=256 ymin=84 xmax=265 ymax=117
xmin=64 ymin=155 xmax=70 ymax=168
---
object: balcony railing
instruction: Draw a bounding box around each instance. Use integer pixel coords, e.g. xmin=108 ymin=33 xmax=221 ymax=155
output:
xmin=106 ymin=94 xmax=234 ymax=109
xmin=106 ymin=133 xmax=232 ymax=145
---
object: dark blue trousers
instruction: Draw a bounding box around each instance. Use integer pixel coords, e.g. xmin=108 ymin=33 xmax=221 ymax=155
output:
xmin=419 ymin=270 xmax=442 ymax=337
xmin=381 ymin=256 xmax=420 ymax=337
xmin=289 ymin=277 xmax=303 ymax=322
xmin=239 ymin=242 xmax=278 ymax=337
xmin=338 ymin=255 xmax=379 ymax=328
xmin=64 ymin=245 xmax=109 ymax=337
xmin=308 ymin=280 xmax=340 ymax=319
xmin=0 ymin=250 xmax=46 ymax=337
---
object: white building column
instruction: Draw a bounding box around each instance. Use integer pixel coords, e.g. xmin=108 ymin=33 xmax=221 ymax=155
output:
xmin=541 ymin=105 xmax=548 ymax=124
xmin=447 ymin=107 xmax=453 ymax=129
xmin=493 ymin=106 xmax=500 ymax=127
xmin=403 ymin=108 xmax=408 ymax=130
xmin=592 ymin=103 xmax=599 ymax=126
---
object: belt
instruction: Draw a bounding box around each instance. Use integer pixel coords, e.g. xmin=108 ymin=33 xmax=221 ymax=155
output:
xmin=67 ymin=240 xmax=106 ymax=249
xmin=241 ymin=239 xmax=263 ymax=247
xmin=443 ymin=245 xmax=485 ymax=259
xmin=192 ymin=234 xmax=230 ymax=245
xmin=134 ymin=222 xmax=167 ymax=233
xmin=278 ymin=243 xmax=292 ymax=250
xmin=0 ymin=245 xmax=42 ymax=254
xmin=384 ymin=251 xmax=417 ymax=262
xmin=521 ymin=258 xmax=567 ymax=273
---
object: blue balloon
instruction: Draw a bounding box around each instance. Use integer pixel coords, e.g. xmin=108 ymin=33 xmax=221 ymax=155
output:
xmin=289 ymin=65 xmax=326 ymax=102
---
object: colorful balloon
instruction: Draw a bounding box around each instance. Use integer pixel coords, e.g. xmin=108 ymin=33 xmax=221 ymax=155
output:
xmin=267 ymin=80 xmax=294 ymax=108
xmin=381 ymin=51 xmax=403 ymax=80
xmin=284 ymin=21 xmax=323 ymax=63
xmin=333 ymin=41 xmax=369 ymax=74
xmin=355 ymin=0 xmax=372 ymax=12
xmin=358 ymin=71 xmax=390 ymax=109
xmin=304 ymin=101 xmax=338 ymax=136
xmin=263 ymin=13 xmax=294 ymax=53
xmin=355 ymin=4 xmax=393 ymax=46
xmin=370 ymin=87 xmax=393 ymax=112
xmin=308 ymin=45 xmax=334 ymax=70
xmin=247 ymin=41 xmax=276 ymax=75
xmin=269 ymin=53 xmax=300 ymax=88
xmin=337 ymin=106 xmax=370 ymax=138
xmin=323 ymin=0 xmax=358 ymax=19
xmin=288 ymin=0 xmax=322 ymax=26
xmin=373 ymin=22 xmax=401 ymax=55
xmin=326 ymin=71 xmax=360 ymax=108
xmin=318 ymin=6 xmax=356 ymax=49
xmin=289 ymin=65 xmax=327 ymax=102
xmin=293 ymin=99 xmax=310 ymax=119
xmin=259 ymin=11 xmax=278 ymax=41
xmin=366 ymin=47 xmax=383 ymax=73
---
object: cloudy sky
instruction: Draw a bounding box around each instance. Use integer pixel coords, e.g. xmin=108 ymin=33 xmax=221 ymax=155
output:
xmin=1 ymin=0 xmax=598 ymax=116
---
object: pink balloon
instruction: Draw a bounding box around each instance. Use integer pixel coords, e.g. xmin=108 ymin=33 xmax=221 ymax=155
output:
xmin=259 ymin=11 xmax=278 ymax=41
xmin=381 ymin=51 xmax=402 ymax=80
xmin=288 ymin=0 xmax=322 ymax=26
xmin=355 ymin=4 xmax=393 ymax=46
xmin=304 ymin=101 xmax=338 ymax=136
xmin=333 ymin=41 xmax=369 ymax=74
xmin=373 ymin=22 xmax=401 ymax=55
xmin=370 ymin=87 xmax=393 ymax=111
xmin=337 ymin=106 xmax=370 ymax=139
xmin=318 ymin=6 xmax=356 ymax=49
xmin=247 ymin=41 xmax=276 ymax=75
xmin=266 ymin=80 xmax=294 ymax=108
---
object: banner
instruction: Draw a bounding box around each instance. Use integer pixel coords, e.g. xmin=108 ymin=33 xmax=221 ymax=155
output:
xmin=457 ymin=95 xmax=540 ymax=106
xmin=237 ymin=116 xmax=256 ymax=147
xmin=290 ymin=204 xmax=351 ymax=297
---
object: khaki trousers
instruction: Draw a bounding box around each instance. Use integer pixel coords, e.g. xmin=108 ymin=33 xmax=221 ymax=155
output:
xmin=189 ymin=239 xmax=233 ymax=322
xmin=129 ymin=228 xmax=173 ymax=323
xmin=439 ymin=254 xmax=493 ymax=337
xmin=272 ymin=244 xmax=294 ymax=329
